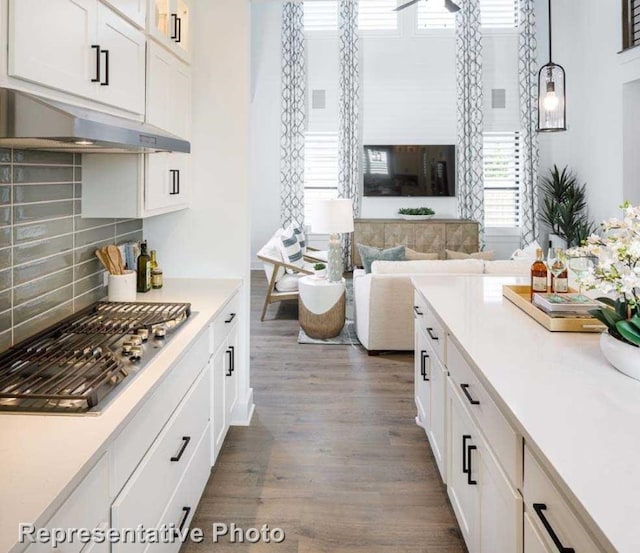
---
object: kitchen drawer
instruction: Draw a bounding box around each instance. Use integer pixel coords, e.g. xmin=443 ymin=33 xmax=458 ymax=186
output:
xmin=416 ymin=301 xmax=445 ymax=363
xmin=212 ymin=292 xmax=240 ymax=351
xmin=111 ymin=327 xmax=209 ymax=494
xmin=524 ymin=446 xmax=602 ymax=553
xmin=447 ymin=340 xmax=521 ymax=487
xmin=24 ymin=455 xmax=109 ymax=553
xmin=413 ymin=290 xmax=428 ymax=322
xmin=112 ymin=366 xmax=210 ymax=553
xmin=144 ymin=424 xmax=212 ymax=553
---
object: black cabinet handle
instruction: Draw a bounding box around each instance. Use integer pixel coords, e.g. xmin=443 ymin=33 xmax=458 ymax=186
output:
xmin=225 ymin=313 xmax=236 ymax=324
xmin=466 ymin=444 xmax=477 ymax=485
xmin=175 ymin=506 xmax=191 ymax=537
xmin=460 ymin=383 xmax=480 ymax=405
xmin=413 ymin=305 xmax=423 ymax=316
xmin=100 ymin=49 xmax=109 ymax=86
xmin=420 ymin=350 xmax=429 ymax=381
xmin=176 ymin=16 xmax=182 ymax=43
xmin=426 ymin=327 xmax=439 ymax=341
xmin=229 ymin=345 xmax=235 ymax=373
xmin=91 ymin=44 xmax=101 ymax=82
xmin=176 ymin=169 xmax=180 ymax=194
xmin=169 ymin=170 xmax=179 ymax=194
xmin=462 ymin=434 xmax=471 ymax=474
xmin=533 ymin=503 xmax=575 ymax=553
xmin=170 ymin=436 xmax=191 ymax=462
xmin=171 ymin=13 xmax=178 ymax=39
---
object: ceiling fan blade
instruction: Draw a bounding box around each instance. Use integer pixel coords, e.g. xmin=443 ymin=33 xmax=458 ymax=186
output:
xmin=394 ymin=0 xmax=422 ymax=12
xmin=444 ymin=0 xmax=461 ymax=12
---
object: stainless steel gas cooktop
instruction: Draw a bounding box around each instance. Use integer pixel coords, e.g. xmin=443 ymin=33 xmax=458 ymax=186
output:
xmin=0 ymin=301 xmax=191 ymax=415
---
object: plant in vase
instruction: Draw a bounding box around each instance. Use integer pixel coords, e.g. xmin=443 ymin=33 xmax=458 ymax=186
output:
xmin=568 ymin=202 xmax=640 ymax=380
xmin=398 ymin=207 xmax=435 ymax=220
xmin=313 ymin=263 xmax=327 ymax=279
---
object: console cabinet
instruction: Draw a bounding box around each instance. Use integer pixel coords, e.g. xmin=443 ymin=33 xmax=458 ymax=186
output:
xmin=353 ymin=218 xmax=479 ymax=267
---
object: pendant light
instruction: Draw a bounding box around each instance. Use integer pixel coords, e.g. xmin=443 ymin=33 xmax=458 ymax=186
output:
xmin=537 ymin=0 xmax=566 ymax=132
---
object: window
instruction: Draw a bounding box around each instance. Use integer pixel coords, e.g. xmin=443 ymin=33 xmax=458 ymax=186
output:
xmin=623 ymin=0 xmax=640 ymax=50
xmin=304 ymin=0 xmax=399 ymax=32
xmin=483 ymin=131 xmax=520 ymax=228
xmin=304 ymin=0 xmax=338 ymax=32
xmin=304 ymin=132 xmax=339 ymax=225
xmin=416 ymin=0 xmax=518 ymax=30
xmin=359 ymin=0 xmax=398 ymax=31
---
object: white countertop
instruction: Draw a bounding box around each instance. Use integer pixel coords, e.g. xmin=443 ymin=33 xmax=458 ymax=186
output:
xmin=412 ymin=275 xmax=640 ymax=553
xmin=0 ymin=278 xmax=242 ymax=553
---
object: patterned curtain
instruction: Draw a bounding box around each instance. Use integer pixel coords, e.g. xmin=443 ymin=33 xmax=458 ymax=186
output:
xmin=518 ymin=0 xmax=540 ymax=246
xmin=338 ymin=0 xmax=361 ymax=268
xmin=280 ymin=2 xmax=306 ymax=228
xmin=455 ymin=0 xmax=485 ymax=248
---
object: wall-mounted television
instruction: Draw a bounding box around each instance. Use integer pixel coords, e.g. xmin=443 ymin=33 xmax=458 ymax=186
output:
xmin=362 ymin=145 xmax=456 ymax=197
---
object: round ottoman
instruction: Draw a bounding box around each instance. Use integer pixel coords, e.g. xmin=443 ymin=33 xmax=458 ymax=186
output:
xmin=298 ymin=276 xmax=346 ymax=339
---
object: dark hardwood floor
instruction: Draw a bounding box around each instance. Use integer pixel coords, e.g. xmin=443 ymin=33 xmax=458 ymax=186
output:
xmin=182 ymin=272 xmax=466 ymax=552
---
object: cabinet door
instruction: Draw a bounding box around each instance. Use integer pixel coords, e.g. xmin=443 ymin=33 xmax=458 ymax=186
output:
xmin=96 ymin=3 xmax=146 ymax=114
xmin=524 ymin=512 xmax=550 ymax=553
xmin=8 ymin=0 xmax=98 ymax=99
xmin=414 ymin=325 xmax=430 ymax=430
xmin=225 ymin=326 xmax=240 ymax=423
xmin=172 ymin=57 xmax=192 ymax=138
xmin=447 ymin=381 xmax=479 ymax=552
xmin=428 ymin=352 xmax=447 ymax=482
xmin=103 ymin=0 xmax=146 ymax=27
xmin=148 ymin=0 xmax=172 ymax=42
xmin=165 ymin=153 xmax=190 ymax=209
xmin=212 ymin=347 xmax=227 ymax=461
xmin=147 ymin=0 xmax=191 ymax=62
xmin=173 ymin=0 xmax=191 ymax=60
xmin=146 ymin=41 xmax=174 ymax=132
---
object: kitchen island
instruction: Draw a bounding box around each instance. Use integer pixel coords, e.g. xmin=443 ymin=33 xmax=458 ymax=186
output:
xmin=0 ymin=278 xmax=250 ymax=553
xmin=412 ymin=275 xmax=640 ymax=553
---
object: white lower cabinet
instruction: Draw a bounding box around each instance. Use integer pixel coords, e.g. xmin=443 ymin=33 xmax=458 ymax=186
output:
xmin=524 ymin=512 xmax=550 ymax=553
xmin=428 ymin=349 xmax=447 ymax=482
xmin=414 ymin=324 xmax=430 ymax=430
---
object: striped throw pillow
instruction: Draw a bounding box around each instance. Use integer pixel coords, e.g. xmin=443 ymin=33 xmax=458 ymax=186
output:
xmin=278 ymin=226 xmax=305 ymax=273
xmin=292 ymin=223 xmax=306 ymax=254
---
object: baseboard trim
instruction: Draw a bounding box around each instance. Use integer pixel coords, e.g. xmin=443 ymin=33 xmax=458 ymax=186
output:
xmin=231 ymin=387 xmax=255 ymax=426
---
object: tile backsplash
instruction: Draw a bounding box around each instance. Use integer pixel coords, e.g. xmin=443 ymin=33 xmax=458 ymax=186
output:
xmin=0 ymin=149 xmax=143 ymax=353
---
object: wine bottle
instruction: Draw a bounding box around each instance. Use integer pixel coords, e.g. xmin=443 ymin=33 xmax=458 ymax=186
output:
xmin=552 ymin=248 xmax=569 ymax=293
xmin=137 ymin=241 xmax=151 ymax=293
xmin=151 ymin=250 xmax=163 ymax=289
xmin=530 ymin=248 xmax=548 ymax=300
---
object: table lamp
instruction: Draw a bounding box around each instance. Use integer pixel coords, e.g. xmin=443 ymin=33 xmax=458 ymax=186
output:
xmin=311 ymin=199 xmax=354 ymax=282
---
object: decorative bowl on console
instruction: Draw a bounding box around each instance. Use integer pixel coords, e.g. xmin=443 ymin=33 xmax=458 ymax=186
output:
xmin=398 ymin=207 xmax=435 ymax=221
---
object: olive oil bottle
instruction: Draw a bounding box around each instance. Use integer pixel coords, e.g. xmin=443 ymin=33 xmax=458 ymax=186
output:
xmin=137 ymin=241 xmax=151 ymax=293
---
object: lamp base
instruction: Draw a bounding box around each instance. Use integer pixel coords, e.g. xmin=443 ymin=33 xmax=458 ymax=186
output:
xmin=327 ymin=233 xmax=343 ymax=282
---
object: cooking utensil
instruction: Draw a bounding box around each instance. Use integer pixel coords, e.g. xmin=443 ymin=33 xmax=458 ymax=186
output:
xmin=106 ymin=245 xmax=124 ymax=275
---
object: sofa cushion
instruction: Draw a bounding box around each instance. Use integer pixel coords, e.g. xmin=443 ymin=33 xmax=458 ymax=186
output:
xmin=404 ymin=247 xmax=439 ymax=261
xmin=446 ymin=249 xmax=496 ymax=261
xmin=357 ymin=244 xmax=406 ymax=273
xmin=274 ymin=272 xmax=301 ymax=292
xmin=483 ymin=259 xmax=532 ymax=275
xmin=278 ymin=226 xmax=305 ymax=273
xmin=371 ymin=259 xmax=485 ymax=275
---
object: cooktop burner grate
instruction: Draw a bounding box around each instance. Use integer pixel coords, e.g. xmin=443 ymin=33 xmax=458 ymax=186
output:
xmin=0 ymin=302 xmax=191 ymax=414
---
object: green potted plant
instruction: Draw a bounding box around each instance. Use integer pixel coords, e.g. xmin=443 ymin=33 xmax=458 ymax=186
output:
xmin=313 ymin=263 xmax=327 ymax=279
xmin=569 ymin=202 xmax=640 ymax=380
xmin=540 ymin=165 xmax=595 ymax=248
xmin=398 ymin=207 xmax=435 ymax=220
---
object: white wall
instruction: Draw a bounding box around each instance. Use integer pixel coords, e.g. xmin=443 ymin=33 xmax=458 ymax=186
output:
xmin=250 ymin=4 xmax=524 ymax=264
xmin=144 ymin=0 xmax=253 ymax=421
xmin=537 ymin=0 xmax=640 ymax=225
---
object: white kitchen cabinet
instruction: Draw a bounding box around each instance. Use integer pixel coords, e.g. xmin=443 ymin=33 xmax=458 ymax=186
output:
xmin=414 ymin=324 xmax=430 ymax=431
xmin=148 ymin=0 xmax=191 ymax=63
xmin=103 ymin=0 xmax=146 ymax=28
xmin=82 ymin=152 xmax=190 ymax=218
xmin=428 ymin=348 xmax=447 ymax=482
xmin=8 ymin=0 xmax=145 ymax=114
xmin=524 ymin=512 xmax=550 ymax=553
xmin=447 ymin=380 xmax=522 ymax=553
xmin=147 ymin=40 xmax=191 ymax=137
xmin=24 ymin=454 xmax=109 ymax=553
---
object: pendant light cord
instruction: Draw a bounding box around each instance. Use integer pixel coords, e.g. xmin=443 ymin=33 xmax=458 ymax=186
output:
xmin=548 ymin=0 xmax=553 ymax=62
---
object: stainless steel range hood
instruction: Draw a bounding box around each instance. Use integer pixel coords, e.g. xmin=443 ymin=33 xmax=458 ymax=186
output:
xmin=0 ymin=88 xmax=190 ymax=153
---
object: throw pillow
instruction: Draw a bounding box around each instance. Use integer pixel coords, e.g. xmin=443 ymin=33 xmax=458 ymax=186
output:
xmin=404 ymin=247 xmax=439 ymax=261
xmin=445 ymin=249 xmax=496 ymax=261
xmin=357 ymin=244 xmax=406 ymax=273
xmin=278 ymin=226 xmax=305 ymax=273
xmin=291 ymin=222 xmax=307 ymax=254
xmin=510 ymin=240 xmax=542 ymax=260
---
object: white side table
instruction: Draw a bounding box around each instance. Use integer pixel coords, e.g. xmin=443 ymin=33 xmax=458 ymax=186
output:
xmin=298 ymin=276 xmax=346 ymax=339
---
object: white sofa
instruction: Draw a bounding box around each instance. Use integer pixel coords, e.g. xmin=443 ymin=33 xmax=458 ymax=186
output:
xmin=353 ymin=259 xmax=531 ymax=352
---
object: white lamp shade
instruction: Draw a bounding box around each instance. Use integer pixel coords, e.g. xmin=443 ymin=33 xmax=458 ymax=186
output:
xmin=310 ymin=199 xmax=355 ymax=234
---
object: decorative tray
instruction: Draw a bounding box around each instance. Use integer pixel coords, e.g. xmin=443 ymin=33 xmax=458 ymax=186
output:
xmin=502 ymin=285 xmax=606 ymax=333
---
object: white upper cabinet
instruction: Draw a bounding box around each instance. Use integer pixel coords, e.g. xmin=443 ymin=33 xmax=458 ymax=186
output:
xmin=8 ymin=0 xmax=146 ymax=114
xmin=102 ymin=0 xmax=146 ymax=28
xmin=8 ymin=0 xmax=98 ymax=100
xmin=95 ymin=3 xmax=146 ymax=114
xmin=148 ymin=0 xmax=191 ymax=63
xmin=146 ymin=40 xmax=191 ymax=138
